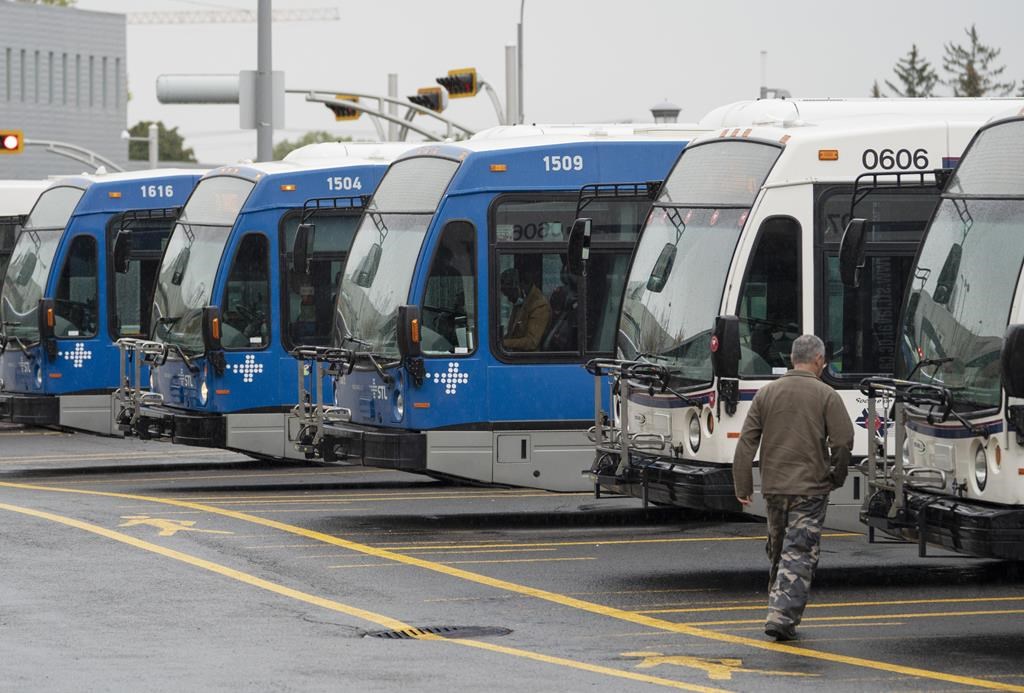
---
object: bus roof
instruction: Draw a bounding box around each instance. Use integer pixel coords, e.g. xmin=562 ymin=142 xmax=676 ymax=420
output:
xmin=686 ymin=112 xmax=1024 ymax=186
xmin=36 ymin=168 xmax=206 ymax=217
xmin=201 ymin=142 xmax=421 ymax=183
xmin=0 ymin=179 xmax=48 ymax=216
xmin=701 ymin=98 xmax=1024 ymax=129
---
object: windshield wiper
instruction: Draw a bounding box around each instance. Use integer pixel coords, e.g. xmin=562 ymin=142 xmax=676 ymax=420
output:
xmin=635 ymin=351 xmax=669 ymax=362
xmin=905 ymin=356 xmax=953 ymax=382
xmin=341 ymin=334 xmax=372 ymax=349
xmin=158 ymin=341 xmax=199 ymax=373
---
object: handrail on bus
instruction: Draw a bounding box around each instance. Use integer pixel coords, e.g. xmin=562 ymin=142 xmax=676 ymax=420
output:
xmin=575 ymin=181 xmax=662 ymax=217
xmin=848 ymin=169 xmax=950 ymax=219
xmin=116 ymin=206 xmax=183 ymax=234
xmin=299 ymin=195 xmax=371 ymax=225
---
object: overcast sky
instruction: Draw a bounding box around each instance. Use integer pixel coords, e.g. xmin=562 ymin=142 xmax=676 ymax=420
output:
xmin=72 ymin=0 xmax=1024 ymax=164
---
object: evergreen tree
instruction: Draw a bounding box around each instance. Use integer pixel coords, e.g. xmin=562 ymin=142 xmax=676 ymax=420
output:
xmin=885 ymin=44 xmax=938 ymax=97
xmin=870 ymin=81 xmax=883 ymax=98
xmin=942 ymin=24 xmax=1015 ymax=96
xmin=273 ymin=131 xmax=351 ymax=160
xmin=127 ymin=121 xmax=197 ymax=163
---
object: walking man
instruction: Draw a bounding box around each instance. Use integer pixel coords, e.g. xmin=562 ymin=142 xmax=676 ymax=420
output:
xmin=732 ymin=334 xmax=854 ymax=641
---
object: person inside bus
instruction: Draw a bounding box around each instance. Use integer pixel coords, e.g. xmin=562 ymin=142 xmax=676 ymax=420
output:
xmin=500 ymin=265 xmax=550 ymax=351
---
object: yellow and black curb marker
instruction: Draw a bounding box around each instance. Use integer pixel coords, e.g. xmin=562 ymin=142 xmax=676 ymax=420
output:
xmin=2 ymin=482 xmax=1022 ymax=693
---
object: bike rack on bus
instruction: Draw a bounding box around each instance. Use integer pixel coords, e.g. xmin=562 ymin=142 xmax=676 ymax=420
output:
xmin=859 ymin=376 xmax=953 ymax=554
xmin=114 ymin=337 xmax=170 ymax=435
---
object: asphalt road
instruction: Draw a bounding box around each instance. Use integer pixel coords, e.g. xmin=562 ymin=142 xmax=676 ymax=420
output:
xmin=2 ymin=425 xmax=1022 ymax=692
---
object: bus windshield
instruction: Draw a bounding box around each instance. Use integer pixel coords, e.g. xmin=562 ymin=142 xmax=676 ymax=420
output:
xmin=0 ymin=185 xmax=85 ymax=344
xmin=333 ymin=156 xmax=460 ymax=357
xmin=151 ymin=176 xmax=254 ymax=354
xmin=902 ymin=121 xmax=1024 ymax=411
xmin=617 ymin=141 xmax=781 ymax=386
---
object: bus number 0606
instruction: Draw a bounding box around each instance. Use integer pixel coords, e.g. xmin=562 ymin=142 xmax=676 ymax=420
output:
xmin=543 ymin=155 xmax=584 ymax=172
xmin=861 ymin=148 xmax=929 ymax=171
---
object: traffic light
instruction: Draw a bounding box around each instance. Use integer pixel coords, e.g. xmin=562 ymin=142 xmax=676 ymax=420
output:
xmin=326 ymin=95 xmax=360 ymax=122
xmin=408 ymin=87 xmax=448 ymax=113
xmin=0 ymin=130 xmax=23 ymax=154
xmin=436 ymin=68 xmax=478 ymax=99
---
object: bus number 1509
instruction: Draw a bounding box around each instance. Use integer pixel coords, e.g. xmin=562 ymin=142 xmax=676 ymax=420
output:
xmin=543 ymin=155 xmax=584 ymax=172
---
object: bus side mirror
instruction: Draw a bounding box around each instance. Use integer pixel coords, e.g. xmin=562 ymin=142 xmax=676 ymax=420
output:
xmin=710 ymin=314 xmax=741 ymax=380
xmin=201 ymin=305 xmax=222 ymax=352
xmin=354 ymin=242 xmax=382 ymax=288
xmin=646 ymin=243 xmax=677 ymax=293
xmin=170 ymin=246 xmax=190 ymax=286
xmin=1001 ymin=324 xmax=1024 ymax=398
xmin=397 ymin=305 xmax=422 ymax=358
xmin=15 ymin=253 xmax=36 ymax=285
xmin=38 ymin=297 xmax=57 ymax=358
xmin=292 ymin=222 xmax=314 ymax=275
xmin=113 ymin=229 xmax=132 ymax=274
xmin=932 ymin=243 xmax=962 ymax=305
xmin=839 ymin=218 xmax=868 ymax=287
xmin=567 ymin=218 xmax=591 ymax=277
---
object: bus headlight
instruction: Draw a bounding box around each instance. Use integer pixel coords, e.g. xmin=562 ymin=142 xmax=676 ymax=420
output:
xmin=688 ymin=414 xmax=701 ymax=453
xmin=149 ymin=370 xmax=155 ymax=391
xmin=199 ymin=381 xmax=209 ymax=406
xmin=901 ymin=440 xmax=911 ymax=467
xmin=34 ymin=365 xmax=42 ymax=387
xmin=393 ymin=390 xmax=404 ymax=421
xmin=974 ymin=446 xmax=988 ymax=491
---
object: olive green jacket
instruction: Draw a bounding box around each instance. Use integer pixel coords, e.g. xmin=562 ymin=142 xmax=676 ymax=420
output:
xmin=732 ymin=369 xmax=854 ymax=498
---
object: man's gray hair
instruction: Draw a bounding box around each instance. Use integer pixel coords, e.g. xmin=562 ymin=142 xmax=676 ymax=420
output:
xmin=791 ymin=334 xmax=825 ymax=365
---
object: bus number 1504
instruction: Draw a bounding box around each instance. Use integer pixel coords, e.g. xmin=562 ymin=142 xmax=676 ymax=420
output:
xmin=543 ymin=155 xmax=584 ymax=172
xmin=861 ymin=148 xmax=929 ymax=171
xmin=326 ymin=176 xmax=362 ymax=191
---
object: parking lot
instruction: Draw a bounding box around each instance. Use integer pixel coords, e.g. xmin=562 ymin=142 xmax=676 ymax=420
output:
xmin=2 ymin=425 xmax=1023 ymax=692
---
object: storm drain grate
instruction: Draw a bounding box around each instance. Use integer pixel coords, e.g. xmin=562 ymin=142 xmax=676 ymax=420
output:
xmin=365 ymin=626 xmax=512 ymax=640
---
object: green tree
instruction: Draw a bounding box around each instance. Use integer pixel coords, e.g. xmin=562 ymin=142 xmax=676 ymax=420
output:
xmin=870 ymin=80 xmax=883 ymax=98
xmin=273 ymin=131 xmax=351 ymax=160
xmin=942 ymin=24 xmax=1015 ymax=96
xmin=885 ymin=44 xmax=938 ymax=97
xmin=127 ymin=121 xmax=197 ymax=163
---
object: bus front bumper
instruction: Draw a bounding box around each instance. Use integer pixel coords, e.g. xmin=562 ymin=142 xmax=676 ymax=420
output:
xmin=0 ymin=392 xmax=59 ymax=426
xmin=862 ymin=488 xmax=1024 ymax=560
xmin=591 ymin=450 xmax=741 ymax=512
xmin=135 ymin=403 xmax=226 ymax=448
xmin=320 ymin=422 xmax=426 ymax=471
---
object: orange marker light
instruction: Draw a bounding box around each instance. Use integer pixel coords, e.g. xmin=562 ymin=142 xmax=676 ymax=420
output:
xmin=410 ymin=318 xmax=420 ymax=344
xmin=215 ymin=389 xmax=230 ymax=396
xmin=818 ymin=149 xmax=839 ymax=161
xmin=413 ymin=402 xmax=430 ymax=409
xmin=727 ymin=431 xmax=740 ymax=439
xmin=779 ymin=134 xmax=791 ymax=144
xmin=48 ymin=372 xmax=62 ymax=379
xmin=741 ymin=128 xmax=752 ymax=138
xmin=490 ymin=164 xmax=508 ymax=172
xmin=46 ymin=307 xmax=55 ymax=328
xmin=108 ymin=191 xmax=123 ymax=199
xmin=280 ymin=184 xmax=297 ymax=191
xmin=211 ymin=317 xmax=220 ymax=341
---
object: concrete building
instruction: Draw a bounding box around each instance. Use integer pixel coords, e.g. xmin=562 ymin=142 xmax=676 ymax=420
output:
xmin=0 ymin=1 xmax=128 ymax=179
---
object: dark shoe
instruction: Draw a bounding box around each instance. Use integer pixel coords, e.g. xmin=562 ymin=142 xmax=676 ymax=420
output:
xmin=764 ymin=623 xmax=796 ymax=642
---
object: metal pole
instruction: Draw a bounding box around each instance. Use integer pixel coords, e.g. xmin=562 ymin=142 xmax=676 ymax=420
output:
xmin=256 ymin=0 xmax=273 ymax=161
xmin=759 ymin=50 xmax=767 ymax=99
xmin=505 ymin=45 xmax=518 ymax=127
xmin=517 ymin=0 xmax=525 ymax=124
xmin=147 ymin=122 xmax=159 ymax=169
xmin=387 ymin=73 xmax=398 ymax=142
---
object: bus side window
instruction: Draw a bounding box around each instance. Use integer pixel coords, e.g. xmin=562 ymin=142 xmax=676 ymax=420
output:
xmin=113 ymin=218 xmax=173 ymax=338
xmin=421 ymin=220 xmax=476 ymax=355
xmin=55 ymin=234 xmax=98 ymax=338
xmin=736 ymin=216 xmax=801 ymax=375
xmin=281 ymin=213 xmax=358 ymax=348
xmin=221 ymin=233 xmax=270 ymax=349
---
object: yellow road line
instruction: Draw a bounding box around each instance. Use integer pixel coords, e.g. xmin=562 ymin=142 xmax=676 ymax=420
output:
xmin=300 ymin=548 xmax=561 ymax=559
xmin=179 ymin=489 xmax=576 ymax=502
xmin=328 ymin=556 xmax=596 ymax=568
xmin=685 ymin=609 xmax=1024 ymax=627
xmin=0 ymin=501 xmax=723 ymax=693
xmin=639 ymin=596 xmax=1024 ymax=615
xmin=57 ymin=469 xmax=394 ymax=485
xmin=148 ymin=492 xmax=563 ymax=505
xmin=3 ymin=481 xmax=1021 ymax=692
xmin=0 ymin=429 xmax=66 ymax=437
xmin=0 ymin=450 xmax=240 ymax=463
xmin=377 ymin=533 xmax=860 ymax=551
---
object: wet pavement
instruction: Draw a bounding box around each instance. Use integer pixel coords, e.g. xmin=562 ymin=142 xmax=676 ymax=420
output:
xmin=2 ymin=425 xmax=1023 ymax=692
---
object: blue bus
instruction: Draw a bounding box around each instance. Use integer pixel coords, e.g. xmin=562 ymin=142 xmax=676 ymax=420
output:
xmin=292 ymin=126 xmax=705 ymax=491
xmin=0 ymin=169 xmax=204 ymax=433
xmin=118 ymin=143 xmax=415 ymax=459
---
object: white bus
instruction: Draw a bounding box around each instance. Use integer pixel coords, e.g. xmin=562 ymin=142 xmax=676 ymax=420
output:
xmin=588 ymin=98 xmax=1024 ymax=533
xmin=860 ymin=111 xmax=1024 ymax=559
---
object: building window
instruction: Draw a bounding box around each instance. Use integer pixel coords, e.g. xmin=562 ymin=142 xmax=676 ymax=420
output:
xmin=114 ymin=57 xmax=121 ymax=107
xmin=20 ymin=49 xmax=25 ymax=102
xmin=101 ymin=56 xmax=107 ymax=108
xmin=75 ymin=54 xmax=80 ymax=107
xmin=33 ymin=50 xmax=39 ymax=103
xmin=88 ymin=55 xmax=94 ymax=108
xmin=5 ymin=48 xmax=10 ymax=102
xmin=48 ymin=52 xmax=54 ymax=104
xmin=62 ymin=53 xmax=67 ymax=105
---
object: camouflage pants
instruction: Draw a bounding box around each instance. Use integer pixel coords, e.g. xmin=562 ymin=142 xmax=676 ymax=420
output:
xmin=764 ymin=493 xmax=828 ymax=629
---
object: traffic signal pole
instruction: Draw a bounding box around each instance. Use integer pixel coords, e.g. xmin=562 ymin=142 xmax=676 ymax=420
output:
xmin=256 ymin=0 xmax=273 ymax=161
xmin=292 ymin=90 xmax=476 ymax=141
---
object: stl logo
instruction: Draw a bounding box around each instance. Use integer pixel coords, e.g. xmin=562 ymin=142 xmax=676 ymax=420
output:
xmin=60 ymin=342 xmax=93 ymax=368
xmin=229 ymin=354 xmax=264 ymax=383
xmin=855 ymin=408 xmax=893 ymax=431
xmin=427 ymin=361 xmax=469 ymax=395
